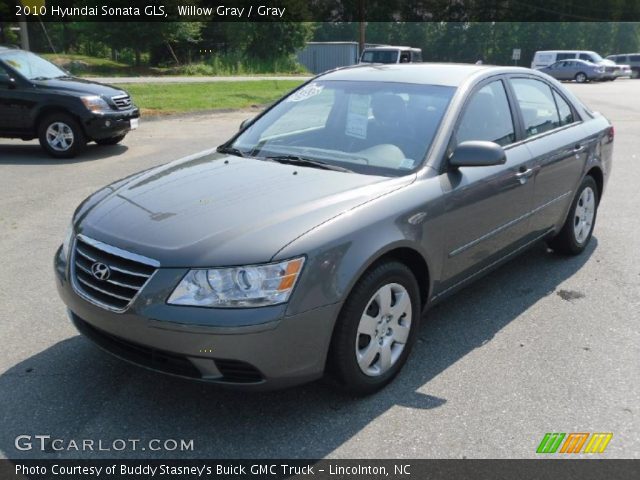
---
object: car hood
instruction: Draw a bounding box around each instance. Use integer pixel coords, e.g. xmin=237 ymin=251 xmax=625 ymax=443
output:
xmin=33 ymin=76 xmax=127 ymax=98
xmin=76 ymin=151 xmax=413 ymax=267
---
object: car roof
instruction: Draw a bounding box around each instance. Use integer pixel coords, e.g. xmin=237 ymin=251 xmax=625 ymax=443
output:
xmin=554 ymin=59 xmax=591 ymax=64
xmin=536 ymin=50 xmax=598 ymax=54
xmin=318 ymin=63 xmax=530 ymax=87
xmin=364 ymin=46 xmax=417 ymax=50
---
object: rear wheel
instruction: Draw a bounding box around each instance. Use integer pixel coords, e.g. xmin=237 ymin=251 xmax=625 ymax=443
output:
xmin=95 ymin=134 xmax=126 ymax=146
xmin=327 ymin=261 xmax=421 ymax=395
xmin=575 ymin=72 xmax=587 ymax=83
xmin=547 ymin=176 xmax=598 ymax=255
xmin=38 ymin=113 xmax=86 ymax=159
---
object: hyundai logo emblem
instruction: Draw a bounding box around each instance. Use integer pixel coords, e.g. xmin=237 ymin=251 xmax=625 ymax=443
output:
xmin=91 ymin=262 xmax=111 ymax=281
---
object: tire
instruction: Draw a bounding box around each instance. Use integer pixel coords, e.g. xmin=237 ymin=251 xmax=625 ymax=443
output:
xmin=547 ymin=176 xmax=599 ymax=255
xmin=95 ymin=134 xmax=126 ymax=146
xmin=327 ymin=261 xmax=421 ymax=395
xmin=575 ymin=72 xmax=587 ymax=83
xmin=38 ymin=112 xmax=86 ymax=159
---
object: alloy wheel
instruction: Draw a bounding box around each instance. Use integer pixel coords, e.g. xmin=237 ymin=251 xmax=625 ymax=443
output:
xmin=573 ymin=186 xmax=595 ymax=245
xmin=355 ymin=283 xmax=412 ymax=377
xmin=45 ymin=122 xmax=75 ymax=152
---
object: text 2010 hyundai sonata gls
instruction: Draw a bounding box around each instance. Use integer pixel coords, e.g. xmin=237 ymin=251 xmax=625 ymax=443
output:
xmin=54 ymin=64 xmax=613 ymax=394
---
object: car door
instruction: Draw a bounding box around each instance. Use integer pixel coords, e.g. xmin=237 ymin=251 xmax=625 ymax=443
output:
xmin=437 ymin=78 xmax=536 ymax=289
xmin=564 ymin=61 xmax=579 ymax=80
xmin=0 ymin=65 xmax=32 ymax=132
xmin=508 ymin=76 xmax=588 ymax=236
xmin=546 ymin=62 xmax=561 ymax=79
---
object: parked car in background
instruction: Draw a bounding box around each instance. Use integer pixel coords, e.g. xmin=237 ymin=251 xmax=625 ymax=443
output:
xmin=359 ymin=46 xmax=422 ymax=64
xmin=55 ymin=63 xmax=613 ymax=394
xmin=606 ymin=53 xmax=640 ymax=78
xmin=0 ymin=46 xmax=139 ymax=158
xmin=539 ymin=59 xmax=605 ymax=83
xmin=531 ymin=50 xmax=618 ymax=80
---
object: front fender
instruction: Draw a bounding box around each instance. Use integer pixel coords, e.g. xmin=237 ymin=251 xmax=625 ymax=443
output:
xmin=276 ymin=178 xmax=445 ymax=317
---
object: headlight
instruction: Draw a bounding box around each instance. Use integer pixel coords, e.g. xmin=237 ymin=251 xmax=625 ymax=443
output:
xmin=81 ymin=95 xmax=111 ymax=113
xmin=61 ymin=222 xmax=74 ymax=260
xmin=167 ymin=257 xmax=305 ymax=308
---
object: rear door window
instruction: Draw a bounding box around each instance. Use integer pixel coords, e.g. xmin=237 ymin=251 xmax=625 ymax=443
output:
xmin=511 ymin=78 xmax=561 ymax=137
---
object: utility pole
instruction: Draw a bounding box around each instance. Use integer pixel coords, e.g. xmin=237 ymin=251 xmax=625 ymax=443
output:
xmin=19 ymin=16 xmax=29 ymax=50
xmin=358 ymin=0 xmax=366 ymax=55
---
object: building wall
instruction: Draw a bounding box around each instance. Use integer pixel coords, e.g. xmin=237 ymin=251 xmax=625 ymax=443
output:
xmin=296 ymin=42 xmax=360 ymax=74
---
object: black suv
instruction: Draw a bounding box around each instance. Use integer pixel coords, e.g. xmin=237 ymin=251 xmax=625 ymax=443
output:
xmin=0 ymin=46 xmax=139 ymax=158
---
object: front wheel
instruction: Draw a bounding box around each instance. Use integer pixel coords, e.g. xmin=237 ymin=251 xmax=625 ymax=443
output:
xmin=38 ymin=113 xmax=86 ymax=159
xmin=547 ymin=176 xmax=599 ymax=255
xmin=327 ymin=261 xmax=421 ymax=395
xmin=95 ymin=134 xmax=126 ymax=146
xmin=575 ymin=72 xmax=587 ymax=83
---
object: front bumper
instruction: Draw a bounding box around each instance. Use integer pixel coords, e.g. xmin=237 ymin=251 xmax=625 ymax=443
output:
xmin=54 ymin=246 xmax=341 ymax=390
xmin=83 ymin=108 xmax=140 ymax=141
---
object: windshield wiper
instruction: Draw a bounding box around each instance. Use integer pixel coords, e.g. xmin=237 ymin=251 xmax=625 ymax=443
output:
xmin=265 ymin=155 xmax=353 ymax=173
xmin=31 ymin=76 xmax=53 ymax=81
xmin=216 ymin=145 xmax=246 ymax=157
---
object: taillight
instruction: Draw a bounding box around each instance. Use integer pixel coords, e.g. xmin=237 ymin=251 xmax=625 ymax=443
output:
xmin=608 ymin=125 xmax=615 ymax=142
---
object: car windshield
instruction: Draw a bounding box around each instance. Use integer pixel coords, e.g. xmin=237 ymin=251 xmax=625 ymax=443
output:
xmin=361 ymin=50 xmax=399 ymax=64
xmin=230 ymin=80 xmax=455 ymax=176
xmin=0 ymin=50 xmax=67 ymax=80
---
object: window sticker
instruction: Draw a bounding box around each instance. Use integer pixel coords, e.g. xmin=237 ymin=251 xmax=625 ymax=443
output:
xmin=399 ymin=158 xmax=416 ymax=170
xmin=286 ymin=83 xmax=324 ymax=102
xmin=345 ymin=94 xmax=370 ymax=139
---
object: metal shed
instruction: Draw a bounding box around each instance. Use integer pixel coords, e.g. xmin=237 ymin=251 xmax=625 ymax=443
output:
xmin=296 ymin=42 xmax=360 ymax=74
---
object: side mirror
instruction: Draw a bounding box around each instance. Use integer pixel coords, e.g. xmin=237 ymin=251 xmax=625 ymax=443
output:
xmin=239 ymin=117 xmax=254 ymax=131
xmin=449 ymin=140 xmax=506 ymax=168
xmin=0 ymin=76 xmax=16 ymax=89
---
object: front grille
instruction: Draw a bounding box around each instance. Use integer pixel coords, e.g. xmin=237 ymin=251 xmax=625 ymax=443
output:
xmin=71 ymin=235 xmax=157 ymax=312
xmin=72 ymin=314 xmax=264 ymax=383
xmin=605 ymin=66 xmax=615 ymax=73
xmin=111 ymin=94 xmax=132 ymax=110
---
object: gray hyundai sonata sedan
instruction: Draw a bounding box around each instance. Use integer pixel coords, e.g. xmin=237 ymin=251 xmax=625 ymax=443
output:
xmin=54 ymin=64 xmax=613 ymax=394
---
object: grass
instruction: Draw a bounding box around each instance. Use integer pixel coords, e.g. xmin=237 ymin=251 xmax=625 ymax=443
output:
xmin=43 ymin=53 xmax=308 ymax=77
xmin=42 ymin=53 xmax=148 ymax=76
xmin=116 ymin=80 xmax=305 ymax=115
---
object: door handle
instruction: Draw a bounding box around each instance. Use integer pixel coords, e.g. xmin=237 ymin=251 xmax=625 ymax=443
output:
xmin=515 ymin=167 xmax=534 ymax=184
xmin=573 ymin=144 xmax=584 ymax=153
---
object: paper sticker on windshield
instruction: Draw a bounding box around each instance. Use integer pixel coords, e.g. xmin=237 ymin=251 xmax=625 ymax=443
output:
xmin=286 ymin=83 xmax=324 ymax=102
xmin=345 ymin=94 xmax=370 ymax=139
xmin=399 ymin=158 xmax=415 ymax=170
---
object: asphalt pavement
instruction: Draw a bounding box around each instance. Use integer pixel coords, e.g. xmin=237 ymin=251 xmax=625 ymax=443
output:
xmin=0 ymin=80 xmax=638 ymax=460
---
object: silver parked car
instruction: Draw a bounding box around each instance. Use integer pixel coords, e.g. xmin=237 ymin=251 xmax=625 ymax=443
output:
xmin=54 ymin=64 xmax=613 ymax=395
xmin=539 ymin=59 xmax=605 ymax=83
